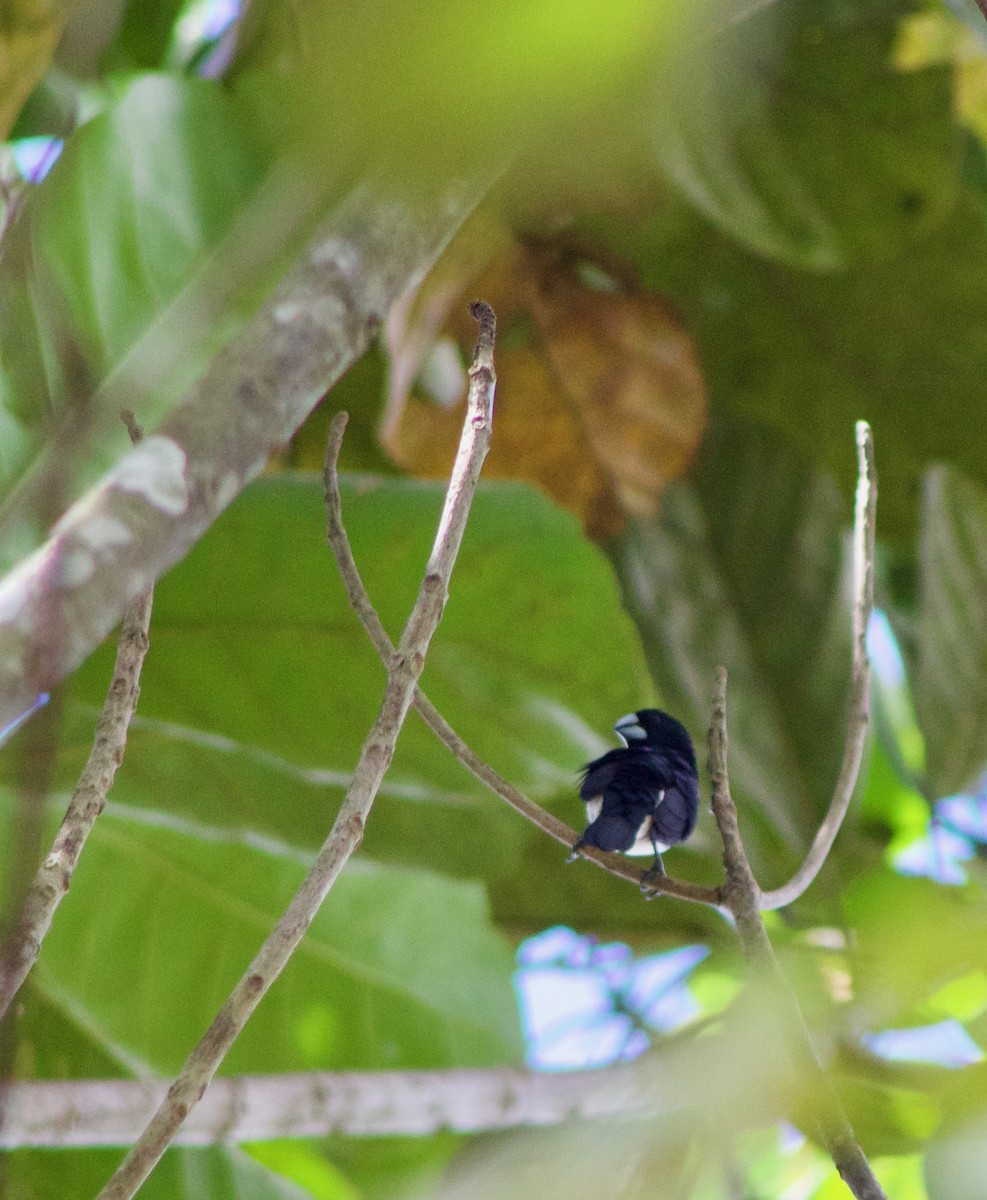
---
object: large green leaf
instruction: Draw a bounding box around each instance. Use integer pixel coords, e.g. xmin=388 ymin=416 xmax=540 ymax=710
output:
xmin=608 ymin=411 xmax=853 ymax=890
xmin=7 ymin=1146 xmax=319 ymax=1200
xmin=915 ymin=466 xmax=987 ymax=798
xmin=26 ymin=802 xmax=521 ymax=1075
xmin=33 ymin=473 xmax=721 ymax=940
xmin=314 ymin=1134 xmax=461 ymax=1200
xmin=844 ymin=869 xmax=987 ymax=1025
xmin=651 ymin=0 xmax=959 ymax=269
xmin=56 ymin=474 xmax=649 ymax=847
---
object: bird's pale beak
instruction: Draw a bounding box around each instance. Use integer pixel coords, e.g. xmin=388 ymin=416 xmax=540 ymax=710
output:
xmin=614 ymin=713 xmax=646 ymax=744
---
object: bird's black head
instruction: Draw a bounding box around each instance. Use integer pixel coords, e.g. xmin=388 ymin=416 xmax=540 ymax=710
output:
xmin=614 ymin=708 xmax=696 ymax=764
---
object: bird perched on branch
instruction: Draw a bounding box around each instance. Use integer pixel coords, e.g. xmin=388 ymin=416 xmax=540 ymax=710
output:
xmin=572 ymin=709 xmax=700 ymax=881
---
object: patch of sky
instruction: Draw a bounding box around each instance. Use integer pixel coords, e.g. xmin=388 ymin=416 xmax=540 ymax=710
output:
xmin=867 ymin=609 xmax=987 ymax=886
xmin=863 ymin=1019 xmax=983 ymax=1069
xmin=0 ymin=693 xmax=49 ymax=748
xmin=9 ymin=137 xmax=63 ymax=183
xmin=172 ymin=0 xmax=240 ymax=72
xmin=515 ymin=925 xmax=707 ymax=1070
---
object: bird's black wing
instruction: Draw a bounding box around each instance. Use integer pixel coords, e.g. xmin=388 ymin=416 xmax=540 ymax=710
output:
xmin=578 ymin=749 xmax=624 ymax=801
xmin=579 ymin=749 xmax=667 ymax=852
xmin=580 ymin=746 xmax=699 ymax=852
xmin=648 ymin=750 xmax=699 ymax=845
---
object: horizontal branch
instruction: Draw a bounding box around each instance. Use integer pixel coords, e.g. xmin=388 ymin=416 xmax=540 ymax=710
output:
xmin=1 ymin=1063 xmax=661 ymax=1147
xmin=0 ymin=177 xmax=483 ymax=734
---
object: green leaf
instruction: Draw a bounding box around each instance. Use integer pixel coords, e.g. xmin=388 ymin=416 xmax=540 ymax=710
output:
xmin=315 ymin=1134 xmax=462 ymax=1200
xmin=925 ymin=1110 xmax=987 ymax=1200
xmin=603 ymin=179 xmax=987 ymax=541
xmin=651 ymin=0 xmax=960 ymax=269
xmin=915 ymin=466 xmax=987 ymax=797
xmin=843 ymin=869 xmax=987 ymax=1025
xmin=247 ymin=1142 xmax=360 ymax=1200
xmin=49 ymin=468 xmax=729 ymax=942
xmin=25 ymin=471 xmax=732 ymax=941
xmin=7 ymin=1146 xmax=318 ymax=1200
xmin=608 ymin=411 xmax=853 ymax=887
xmin=0 ymin=72 xmax=273 ymax=565
xmin=13 ymin=986 xmax=123 ymax=1081
xmin=56 ymin=475 xmax=649 ymax=869
xmin=29 ymin=804 xmax=521 ymax=1074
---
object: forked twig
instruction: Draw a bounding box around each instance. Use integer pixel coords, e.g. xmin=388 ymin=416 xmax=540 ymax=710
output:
xmin=323 ymin=407 xmax=718 ymax=906
xmin=708 ymin=668 xmax=887 ymax=1200
xmin=95 ymin=304 xmax=498 ymax=1200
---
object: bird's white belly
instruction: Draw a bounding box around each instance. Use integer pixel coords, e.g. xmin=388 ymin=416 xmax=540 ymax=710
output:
xmin=626 ymin=814 xmax=670 ymax=856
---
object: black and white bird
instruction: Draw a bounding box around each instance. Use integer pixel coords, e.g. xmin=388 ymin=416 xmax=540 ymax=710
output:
xmin=572 ymin=708 xmax=700 ymax=879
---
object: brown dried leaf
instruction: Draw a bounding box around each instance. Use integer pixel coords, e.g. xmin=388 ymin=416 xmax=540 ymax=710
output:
xmin=382 ymin=233 xmax=707 ymax=539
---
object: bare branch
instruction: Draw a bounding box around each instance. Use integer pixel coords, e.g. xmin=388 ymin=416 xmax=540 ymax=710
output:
xmin=323 ymin=400 xmax=719 ymax=907
xmin=0 ymin=592 xmax=152 ymax=1022
xmin=708 ymin=668 xmax=771 ymax=961
xmin=95 ymin=304 xmax=497 ymax=1200
xmin=0 ymin=413 xmax=153 ymax=1022
xmin=1 ymin=1061 xmax=666 ymax=1147
xmin=0 ymin=178 xmax=483 ymax=735
xmin=708 ymin=668 xmax=887 ymax=1200
xmin=760 ymin=421 xmax=876 ymax=910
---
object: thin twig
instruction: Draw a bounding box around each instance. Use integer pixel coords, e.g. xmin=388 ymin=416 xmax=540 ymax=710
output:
xmin=760 ymin=421 xmax=876 ymax=910
xmin=0 ymin=414 xmax=153 ymax=1024
xmin=323 ymin=400 xmax=718 ymax=907
xmin=709 ymin=668 xmax=887 ymax=1200
xmin=95 ymin=304 xmax=498 ymax=1200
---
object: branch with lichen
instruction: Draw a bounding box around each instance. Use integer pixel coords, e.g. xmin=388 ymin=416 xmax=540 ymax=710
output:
xmin=0 ymin=178 xmax=482 ymax=737
xmin=94 ymin=303 xmax=497 ymax=1200
xmin=0 ymin=1061 xmax=666 ymax=1147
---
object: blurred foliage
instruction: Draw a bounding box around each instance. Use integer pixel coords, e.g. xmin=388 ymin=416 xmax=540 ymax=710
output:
xmin=3 ymin=0 xmax=987 ymax=1198
xmin=7 ymin=1145 xmax=320 ymax=1200
xmin=381 ymin=233 xmax=708 ymax=539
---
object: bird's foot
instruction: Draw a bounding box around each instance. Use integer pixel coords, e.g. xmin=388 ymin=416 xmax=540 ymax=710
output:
xmin=567 ymin=840 xmax=585 ymax=864
xmin=639 ymin=857 xmax=666 ymax=899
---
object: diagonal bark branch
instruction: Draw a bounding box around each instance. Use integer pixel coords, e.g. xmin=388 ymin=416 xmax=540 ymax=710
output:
xmin=0 ymin=177 xmax=483 ymax=735
xmin=760 ymin=421 xmax=876 ymax=910
xmin=94 ymin=303 xmax=497 ymax=1200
